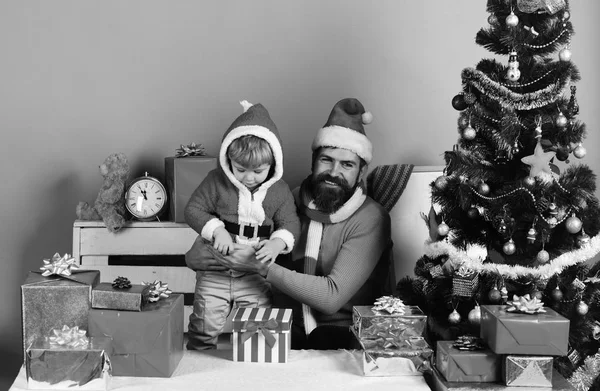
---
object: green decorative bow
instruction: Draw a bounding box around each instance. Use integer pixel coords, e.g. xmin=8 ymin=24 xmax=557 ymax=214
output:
xmin=240 ymin=318 xmax=279 ymax=347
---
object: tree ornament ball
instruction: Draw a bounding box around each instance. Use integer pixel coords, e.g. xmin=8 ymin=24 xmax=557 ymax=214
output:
xmin=463 ymin=92 xmax=477 ymax=105
xmin=488 ymin=287 xmax=502 ymax=303
xmin=562 ymin=10 xmax=571 ymax=21
xmin=458 ymin=116 xmax=470 ymax=128
xmin=577 ymin=231 xmax=591 ymax=247
xmin=448 ymin=309 xmax=461 ymax=324
xmin=573 ymin=144 xmax=587 ymax=159
xmin=506 ymin=68 xmax=521 ymax=82
xmin=559 ymin=48 xmax=572 ymax=62
xmin=437 ymin=222 xmax=450 ymax=237
xmin=451 ymin=94 xmax=468 ymax=111
xmin=566 ymin=215 xmax=583 ymax=234
xmin=577 ymin=301 xmax=589 ymax=316
xmin=462 ymin=126 xmax=477 ymax=140
xmin=477 ymin=182 xmax=490 ymax=195
xmin=435 ymin=175 xmax=448 ymax=190
xmin=523 ymin=176 xmax=536 ymax=187
xmin=512 ymin=144 xmax=520 ymax=155
xmin=468 ymin=306 xmax=481 ymax=325
xmin=467 ymin=207 xmax=479 ymax=219
xmin=556 ymin=112 xmax=568 ymax=127
xmin=536 ymin=249 xmax=550 ymax=263
xmin=488 ymin=14 xmax=498 ymax=25
xmin=556 ymin=147 xmax=570 ymax=161
xmin=503 ymin=239 xmax=516 ymax=255
xmin=551 ymin=286 xmax=563 ymax=302
xmin=506 ymin=12 xmax=519 ymax=27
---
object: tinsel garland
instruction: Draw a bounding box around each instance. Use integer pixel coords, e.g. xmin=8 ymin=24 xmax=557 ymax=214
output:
xmin=568 ymin=353 xmax=600 ymax=391
xmin=424 ymin=234 xmax=600 ymax=279
xmin=462 ymin=68 xmax=569 ymax=111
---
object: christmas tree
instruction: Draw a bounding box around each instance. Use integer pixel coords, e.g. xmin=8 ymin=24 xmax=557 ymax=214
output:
xmin=396 ymin=1 xmax=600 ymax=389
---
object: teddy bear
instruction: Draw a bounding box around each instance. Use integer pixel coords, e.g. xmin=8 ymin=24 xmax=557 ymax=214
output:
xmin=76 ymin=153 xmax=130 ymax=232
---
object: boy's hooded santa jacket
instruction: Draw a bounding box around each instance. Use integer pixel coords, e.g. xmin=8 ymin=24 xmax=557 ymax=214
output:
xmin=184 ymin=101 xmax=299 ymax=252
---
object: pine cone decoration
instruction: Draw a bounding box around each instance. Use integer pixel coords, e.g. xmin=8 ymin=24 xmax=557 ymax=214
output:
xmin=175 ymin=142 xmax=206 ymax=158
xmin=112 ymin=276 xmax=132 ymax=289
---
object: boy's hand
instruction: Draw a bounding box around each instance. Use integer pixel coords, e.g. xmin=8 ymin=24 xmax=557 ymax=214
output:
xmin=213 ymin=227 xmax=234 ymax=255
xmin=255 ymin=238 xmax=286 ymax=265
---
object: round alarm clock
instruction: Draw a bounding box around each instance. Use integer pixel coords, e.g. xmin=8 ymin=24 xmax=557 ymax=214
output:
xmin=125 ymin=172 xmax=167 ymax=221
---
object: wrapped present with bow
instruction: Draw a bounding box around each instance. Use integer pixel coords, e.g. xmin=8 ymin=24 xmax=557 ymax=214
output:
xmin=91 ymin=278 xmax=152 ymax=312
xmin=452 ymin=266 xmax=479 ymax=298
xmin=87 ymin=294 xmax=184 ymax=377
xmin=25 ymin=325 xmax=112 ymax=390
xmin=164 ymin=148 xmax=216 ymax=222
xmin=480 ymin=301 xmax=570 ymax=356
xmin=232 ymin=308 xmax=292 ymax=363
xmin=352 ymin=296 xmax=427 ymax=340
xmin=436 ymin=338 xmax=500 ymax=383
xmin=21 ymin=253 xmax=100 ymax=358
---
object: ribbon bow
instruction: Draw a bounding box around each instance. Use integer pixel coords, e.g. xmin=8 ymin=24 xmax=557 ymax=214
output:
xmin=112 ymin=276 xmax=132 ymax=289
xmin=454 ymin=265 xmax=475 ymax=279
xmin=175 ymin=142 xmax=206 ymax=157
xmin=372 ymin=296 xmax=406 ymax=314
xmin=240 ymin=318 xmax=279 ymax=347
xmin=453 ymin=335 xmax=485 ymax=351
xmin=40 ymin=253 xmax=79 ymax=277
xmin=506 ymin=294 xmax=546 ymax=314
xmin=143 ymin=280 xmax=172 ymax=302
xmin=48 ymin=325 xmax=89 ymax=348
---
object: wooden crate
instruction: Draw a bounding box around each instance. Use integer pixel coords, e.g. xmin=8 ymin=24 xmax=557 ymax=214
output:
xmin=72 ymin=220 xmax=238 ymax=333
xmin=73 ymin=220 xmax=198 ymax=330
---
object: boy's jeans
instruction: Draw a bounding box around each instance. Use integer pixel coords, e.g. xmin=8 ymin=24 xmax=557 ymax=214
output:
xmin=187 ymin=270 xmax=272 ymax=350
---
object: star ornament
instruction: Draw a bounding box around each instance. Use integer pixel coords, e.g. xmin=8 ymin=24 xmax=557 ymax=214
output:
xmin=521 ymin=140 xmax=556 ymax=180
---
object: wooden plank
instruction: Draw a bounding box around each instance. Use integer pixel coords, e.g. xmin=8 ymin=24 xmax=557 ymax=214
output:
xmin=74 ymin=220 xmax=190 ymax=229
xmin=79 ymin=226 xmax=198 ymax=256
xmin=72 ymin=225 xmax=81 ymax=263
xmin=79 ymin=264 xmax=196 ymax=292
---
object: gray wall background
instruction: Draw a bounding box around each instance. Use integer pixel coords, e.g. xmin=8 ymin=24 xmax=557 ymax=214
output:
xmin=1 ymin=1 xmax=598 ymax=386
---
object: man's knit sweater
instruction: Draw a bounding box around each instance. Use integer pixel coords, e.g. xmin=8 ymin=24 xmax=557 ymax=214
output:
xmin=267 ymin=195 xmax=392 ymax=327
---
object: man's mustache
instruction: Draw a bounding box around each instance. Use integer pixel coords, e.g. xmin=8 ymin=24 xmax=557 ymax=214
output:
xmin=315 ymin=174 xmax=349 ymax=188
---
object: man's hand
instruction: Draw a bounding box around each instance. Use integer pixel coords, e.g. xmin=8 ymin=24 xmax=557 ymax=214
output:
xmin=217 ymin=244 xmax=271 ymax=277
xmin=213 ymin=227 xmax=234 ymax=255
xmin=185 ymin=236 xmax=227 ymax=271
xmin=255 ymin=238 xmax=286 ymax=266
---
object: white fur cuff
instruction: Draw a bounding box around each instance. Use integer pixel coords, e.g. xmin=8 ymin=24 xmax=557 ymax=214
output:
xmin=270 ymin=229 xmax=295 ymax=254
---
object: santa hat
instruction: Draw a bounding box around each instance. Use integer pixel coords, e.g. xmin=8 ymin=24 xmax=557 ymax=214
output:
xmin=219 ymin=100 xmax=284 ymax=185
xmin=312 ymin=98 xmax=373 ymax=164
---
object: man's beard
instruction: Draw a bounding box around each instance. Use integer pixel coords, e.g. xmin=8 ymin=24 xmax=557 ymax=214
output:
xmin=308 ymin=173 xmax=355 ymax=213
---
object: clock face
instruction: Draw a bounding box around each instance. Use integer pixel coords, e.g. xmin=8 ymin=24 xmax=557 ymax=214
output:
xmin=125 ymin=177 xmax=167 ymax=220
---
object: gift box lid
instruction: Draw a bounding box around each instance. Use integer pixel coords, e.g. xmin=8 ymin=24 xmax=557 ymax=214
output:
xmin=353 ymin=305 xmax=425 ymax=319
xmin=232 ymin=308 xmax=292 ymax=333
xmin=437 ymin=340 xmax=498 ymax=376
xmin=22 ymin=270 xmax=100 ymax=288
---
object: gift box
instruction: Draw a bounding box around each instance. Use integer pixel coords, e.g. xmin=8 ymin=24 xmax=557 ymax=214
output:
xmin=26 ymin=334 xmax=112 ymax=390
xmin=91 ymin=282 xmax=151 ymax=312
xmin=352 ymin=305 xmax=426 ymax=340
xmin=232 ymin=307 xmax=292 ymax=363
xmin=436 ymin=340 xmax=500 ymax=382
xmin=21 ymin=270 xmax=100 ymax=357
xmin=87 ymin=294 xmax=184 ymax=377
xmin=357 ymin=333 xmax=433 ymax=376
xmin=164 ymin=156 xmax=217 ymax=222
xmin=452 ymin=268 xmax=479 ymax=298
xmin=431 ymin=364 xmax=574 ymax=391
xmin=480 ymin=305 xmax=569 ymax=356
xmin=503 ymin=355 xmax=553 ymax=387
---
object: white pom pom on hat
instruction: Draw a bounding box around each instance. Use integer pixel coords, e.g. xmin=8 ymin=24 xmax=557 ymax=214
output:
xmin=312 ymin=98 xmax=374 ymax=164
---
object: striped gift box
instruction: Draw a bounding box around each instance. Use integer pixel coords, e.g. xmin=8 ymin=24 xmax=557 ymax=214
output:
xmin=232 ymin=307 xmax=292 ymax=363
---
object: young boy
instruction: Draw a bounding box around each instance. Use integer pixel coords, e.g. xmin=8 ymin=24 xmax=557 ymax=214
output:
xmin=184 ymin=100 xmax=300 ymax=350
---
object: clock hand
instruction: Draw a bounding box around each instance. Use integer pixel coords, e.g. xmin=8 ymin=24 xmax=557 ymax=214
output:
xmin=141 ymin=189 xmax=148 ymax=200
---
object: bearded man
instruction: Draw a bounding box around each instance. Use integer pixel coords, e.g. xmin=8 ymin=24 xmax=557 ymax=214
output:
xmin=185 ymin=98 xmax=393 ymax=350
